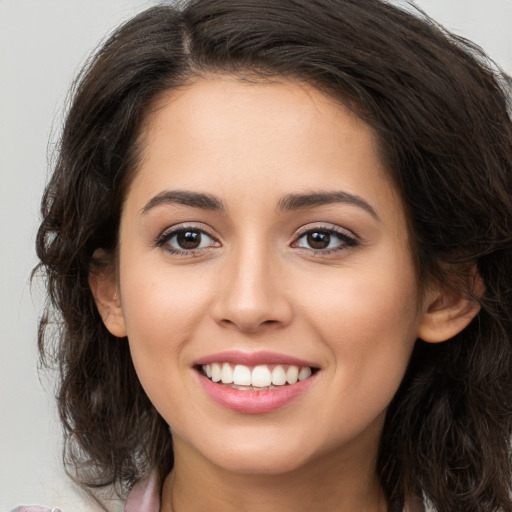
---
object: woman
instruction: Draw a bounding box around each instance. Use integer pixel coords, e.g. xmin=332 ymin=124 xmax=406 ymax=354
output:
xmin=19 ymin=0 xmax=512 ymax=510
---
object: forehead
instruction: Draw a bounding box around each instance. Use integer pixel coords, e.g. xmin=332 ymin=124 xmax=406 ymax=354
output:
xmin=129 ymin=76 xmax=402 ymax=224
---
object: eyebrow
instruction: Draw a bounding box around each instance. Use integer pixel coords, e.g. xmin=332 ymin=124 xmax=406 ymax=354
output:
xmin=141 ymin=190 xmax=225 ymax=214
xmin=141 ymin=188 xmax=379 ymax=220
xmin=277 ymin=190 xmax=380 ymax=220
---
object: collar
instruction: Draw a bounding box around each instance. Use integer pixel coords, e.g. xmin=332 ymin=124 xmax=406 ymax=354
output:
xmin=122 ymin=470 xmax=430 ymax=512
xmin=124 ymin=469 xmax=161 ymax=512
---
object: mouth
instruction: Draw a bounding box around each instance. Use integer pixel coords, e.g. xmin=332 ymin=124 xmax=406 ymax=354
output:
xmin=197 ymin=362 xmax=318 ymax=390
xmin=194 ymin=351 xmax=320 ymax=413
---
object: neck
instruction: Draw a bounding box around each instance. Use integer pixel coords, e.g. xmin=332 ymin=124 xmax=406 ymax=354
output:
xmin=161 ymin=436 xmax=387 ymax=512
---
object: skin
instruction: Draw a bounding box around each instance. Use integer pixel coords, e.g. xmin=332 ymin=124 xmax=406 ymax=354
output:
xmin=92 ymin=77 xmax=480 ymax=511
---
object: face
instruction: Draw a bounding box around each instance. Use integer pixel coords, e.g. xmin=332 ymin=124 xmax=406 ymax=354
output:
xmin=112 ymin=77 xmax=426 ymax=475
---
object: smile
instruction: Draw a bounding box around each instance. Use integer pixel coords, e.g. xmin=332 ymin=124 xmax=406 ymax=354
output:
xmin=201 ymin=363 xmax=314 ymax=389
xmin=194 ymin=353 xmax=320 ymax=414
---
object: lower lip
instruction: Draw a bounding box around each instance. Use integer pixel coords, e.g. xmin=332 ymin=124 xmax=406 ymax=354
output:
xmin=196 ymin=371 xmax=317 ymax=414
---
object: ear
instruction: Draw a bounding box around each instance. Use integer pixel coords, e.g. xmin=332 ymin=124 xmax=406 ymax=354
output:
xmin=89 ymin=249 xmax=127 ymax=338
xmin=417 ymin=267 xmax=484 ymax=343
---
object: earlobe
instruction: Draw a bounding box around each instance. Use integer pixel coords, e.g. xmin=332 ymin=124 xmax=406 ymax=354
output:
xmin=417 ymin=269 xmax=483 ymax=344
xmin=89 ymin=250 xmax=127 ymax=338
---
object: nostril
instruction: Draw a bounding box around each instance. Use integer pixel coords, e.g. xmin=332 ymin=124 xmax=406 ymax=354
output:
xmin=217 ymin=316 xmax=281 ymax=333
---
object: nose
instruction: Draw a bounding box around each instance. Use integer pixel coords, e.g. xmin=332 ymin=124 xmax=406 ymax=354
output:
xmin=211 ymin=243 xmax=293 ymax=333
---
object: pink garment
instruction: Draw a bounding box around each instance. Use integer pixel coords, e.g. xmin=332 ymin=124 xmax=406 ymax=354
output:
xmin=9 ymin=471 xmax=429 ymax=511
xmin=9 ymin=470 xmax=161 ymax=512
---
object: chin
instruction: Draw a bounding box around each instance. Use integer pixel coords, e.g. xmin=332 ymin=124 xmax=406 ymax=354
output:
xmin=196 ymin=435 xmax=316 ymax=476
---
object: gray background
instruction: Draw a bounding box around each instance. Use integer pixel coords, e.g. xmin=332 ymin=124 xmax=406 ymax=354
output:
xmin=1 ymin=1 xmax=511 ymax=509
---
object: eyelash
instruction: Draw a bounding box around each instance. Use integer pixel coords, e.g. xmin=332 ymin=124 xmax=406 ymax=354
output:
xmin=155 ymin=224 xmax=358 ymax=256
xmin=292 ymin=225 xmax=359 ymax=254
xmin=155 ymin=224 xmax=220 ymax=256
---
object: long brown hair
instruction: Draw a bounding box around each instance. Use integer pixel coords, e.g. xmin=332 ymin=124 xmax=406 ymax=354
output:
xmin=35 ymin=1 xmax=512 ymax=510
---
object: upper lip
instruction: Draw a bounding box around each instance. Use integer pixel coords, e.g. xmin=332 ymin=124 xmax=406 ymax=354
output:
xmin=194 ymin=350 xmax=320 ymax=368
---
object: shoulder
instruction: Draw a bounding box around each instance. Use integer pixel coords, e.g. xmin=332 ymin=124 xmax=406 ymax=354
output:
xmin=10 ymin=469 xmax=161 ymax=512
xmin=8 ymin=508 xmax=61 ymax=512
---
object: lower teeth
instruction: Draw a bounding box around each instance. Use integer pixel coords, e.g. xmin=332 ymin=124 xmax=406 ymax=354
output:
xmin=228 ymin=383 xmax=283 ymax=390
xmin=208 ymin=380 xmax=287 ymax=390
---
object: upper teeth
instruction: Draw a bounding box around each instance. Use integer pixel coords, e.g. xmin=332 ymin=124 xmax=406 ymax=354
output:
xmin=203 ymin=363 xmax=312 ymax=387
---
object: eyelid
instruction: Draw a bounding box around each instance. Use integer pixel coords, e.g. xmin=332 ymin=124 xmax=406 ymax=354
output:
xmin=154 ymin=222 xmax=221 ymax=252
xmin=294 ymin=222 xmax=358 ymax=240
xmin=291 ymin=223 xmax=359 ymax=252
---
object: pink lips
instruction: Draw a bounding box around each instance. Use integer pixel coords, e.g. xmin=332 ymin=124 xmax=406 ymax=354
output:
xmin=194 ymin=351 xmax=319 ymax=414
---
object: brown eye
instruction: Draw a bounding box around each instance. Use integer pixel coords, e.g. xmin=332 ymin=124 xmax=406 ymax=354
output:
xmin=294 ymin=227 xmax=357 ymax=252
xmin=307 ymin=231 xmax=331 ymax=249
xmin=176 ymin=230 xmax=202 ymax=249
xmin=158 ymin=227 xmax=219 ymax=253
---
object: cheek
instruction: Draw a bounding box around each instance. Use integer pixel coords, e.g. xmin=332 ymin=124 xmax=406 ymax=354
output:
xmin=299 ymin=251 xmax=418 ymax=342
xmin=121 ymin=259 xmax=214 ymax=343
xmin=296 ymin=248 xmax=420 ymax=412
xmin=118 ymin=260 xmax=215 ymax=402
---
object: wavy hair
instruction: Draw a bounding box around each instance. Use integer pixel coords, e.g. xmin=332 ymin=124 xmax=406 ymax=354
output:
xmin=35 ymin=0 xmax=512 ymax=510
